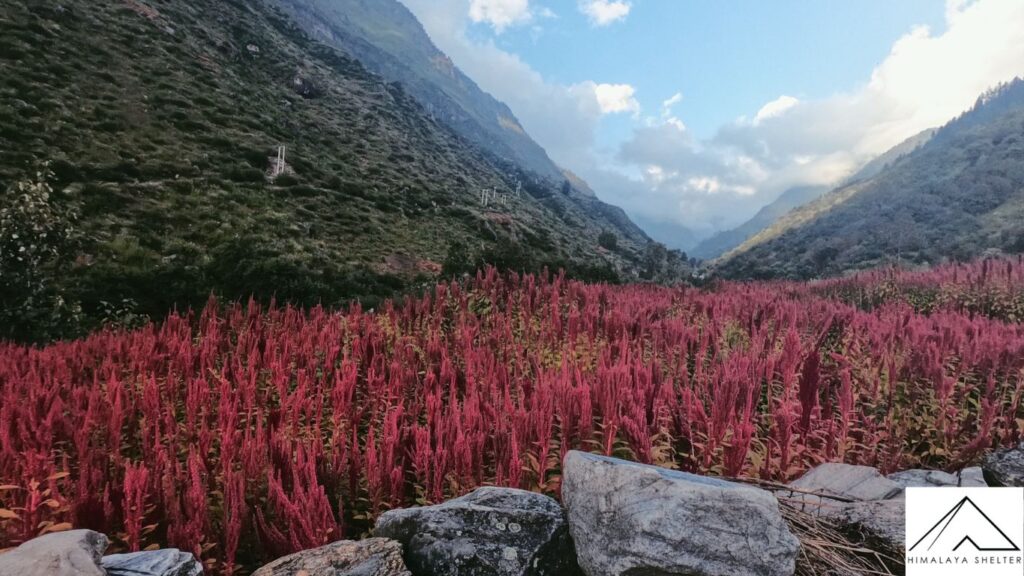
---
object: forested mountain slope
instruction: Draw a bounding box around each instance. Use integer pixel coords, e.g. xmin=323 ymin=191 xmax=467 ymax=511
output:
xmin=717 ymin=78 xmax=1024 ymax=280
xmin=272 ymin=0 xmax=651 ymax=247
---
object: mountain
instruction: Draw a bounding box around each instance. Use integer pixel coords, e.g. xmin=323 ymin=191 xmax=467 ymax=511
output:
xmin=274 ymin=0 xmax=564 ymax=182
xmin=0 ymin=0 xmax=651 ymax=341
xmin=271 ymin=0 xmax=652 ymax=249
xmin=691 ymin=186 xmax=828 ymax=260
xmin=716 ymin=78 xmax=1024 ymax=280
xmin=693 ymin=128 xmax=938 ymax=261
xmin=844 ymin=127 xmax=937 ymax=184
xmin=632 ymin=215 xmax=701 ymax=253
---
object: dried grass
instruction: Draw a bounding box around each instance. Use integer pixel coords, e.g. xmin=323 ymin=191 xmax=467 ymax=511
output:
xmin=729 ymin=477 xmax=904 ymax=576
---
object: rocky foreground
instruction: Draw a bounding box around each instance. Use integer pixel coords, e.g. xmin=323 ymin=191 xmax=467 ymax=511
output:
xmin=2 ymin=446 xmax=1022 ymax=576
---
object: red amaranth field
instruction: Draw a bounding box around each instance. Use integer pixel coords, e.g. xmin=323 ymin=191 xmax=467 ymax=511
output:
xmin=2 ymin=261 xmax=1023 ymax=572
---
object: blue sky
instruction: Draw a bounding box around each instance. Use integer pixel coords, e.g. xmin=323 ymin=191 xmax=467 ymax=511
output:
xmin=488 ymin=1 xmax=946 ymax=138
xmin=403 ymin=0 xmax=1024 ymax=245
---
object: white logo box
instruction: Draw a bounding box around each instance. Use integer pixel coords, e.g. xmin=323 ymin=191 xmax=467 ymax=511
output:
xmin=905 ymin=487 xmax=1024 ymax=576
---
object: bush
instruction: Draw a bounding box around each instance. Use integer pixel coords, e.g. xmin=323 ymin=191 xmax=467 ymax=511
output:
xmin=272 ymin=173 xmax=299 ymax=187
xmin=226 ymin=165 xmax=266 ymax=183
xmin=598 ymin=231 xmax=618 ymax=251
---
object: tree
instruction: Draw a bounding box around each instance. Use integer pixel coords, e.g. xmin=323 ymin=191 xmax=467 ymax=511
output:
xmin=442 ymin=241 xmax=472 ymax=276
xmin=640 ymin=242 xmax=691 ymax=284
xmin=598 ymin=231 xmax=618 ymax=251
xmin=0 ymin=166 xmax=81 ymax=341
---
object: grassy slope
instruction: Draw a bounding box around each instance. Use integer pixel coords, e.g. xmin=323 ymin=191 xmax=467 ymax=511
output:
xmin=274 ymin=0 xmax=651 ymax=245
xmin=0 ymin=0 xmax=637 ymax=336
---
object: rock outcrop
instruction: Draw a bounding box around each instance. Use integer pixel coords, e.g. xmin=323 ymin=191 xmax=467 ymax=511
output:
xmin=828 ymin=500 xmax=906 ymax=555
xmin=374 ymin=486 xmax=580 ymax=576
xmin=0 ymin=530 xmax=108 ymax=576
xmin=790 ymin=463 xmax=902 ymax=502
xmin=102 ymin=549 xmax=202 ymax=576
xmin=252 ymin=538 xmax=410 ymax=576
xmin=0 ymin=530 xmax=202 ymax=576
xmin=887 ymin=467 xmax=986 ymax=489
xmin=561 ymin=451 xmax=799 ymax=576
xmin=787 ymin=462 xmax=984 ymax=557
xmin=982 ymin=443 xmax=1024 ymax=487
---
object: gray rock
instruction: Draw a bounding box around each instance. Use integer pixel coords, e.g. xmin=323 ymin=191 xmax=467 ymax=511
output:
xmin=829 ymin=499 xmax=905 ymax=556
xmin=561 ymin=451 xmax=799 ymax=576
xmin=887 ymin=467 xmax=987 ymax=489
xmin=0 ymin=530 xmax=108 ymax=576
xmin=374 ymin=486 xmax=580 ymax=576
xmin=790 ymin=463 xmax=902 ymax=501
xmin=252 ymin=538 xmax=410 ymax=576
xmin=960 ymin=466 xmax=986 ymax=486
xmin=983 ymin=443 xmax=1024 ymax=487
xmin=103 ymin=549 xmax=202 ymax=576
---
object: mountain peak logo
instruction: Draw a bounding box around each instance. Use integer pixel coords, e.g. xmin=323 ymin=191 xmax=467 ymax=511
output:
xmin=910 ymin=496 xmax=1020 ymax=552
xmin=905 ymin=487 xmax=1024 ymax=576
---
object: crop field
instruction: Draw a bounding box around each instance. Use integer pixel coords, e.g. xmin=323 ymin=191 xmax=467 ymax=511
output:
xmin=1 ymin=259 xmax=1023 ymax=572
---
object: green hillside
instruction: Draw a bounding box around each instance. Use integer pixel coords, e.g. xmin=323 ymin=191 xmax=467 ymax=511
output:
xmin=717 ymin=79 xmax=1024 ymax=280
xmin=0 ymin=0 xmax=650 ymax=341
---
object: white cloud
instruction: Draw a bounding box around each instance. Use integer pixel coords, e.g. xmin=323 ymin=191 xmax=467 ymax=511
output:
xmin=579 ymin=0 xmax=632 ymax=26
xmin=662 ymin=92 xmax=683 ymax=110
xmin=685 ymin=177 xmax=755 ymax=196
xmin=468 ymin=0 xmax=532 ymax=32
xmin=753 ymin=95 xmax=799 ymax=124
xmin=592 ymin=83 xmax=641 ymax=115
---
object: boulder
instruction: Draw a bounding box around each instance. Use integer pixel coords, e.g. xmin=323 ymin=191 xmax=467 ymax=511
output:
xmin=828 ymin=499 xmax=905 ymax=556
xmin=887 ymin=467 xmax=986 ymax=489
xmin=790 ymin=463 xmax=901 ymax=502
xmin=960 ymin=466 xmax=986 ymax=486
xmin=291 ymin=74 xmax=324 ymax=99
xmin=561 ymin=451 xmax=799 ymax=576
xmin=102 ymin=549 xmax=202 ymax=576
xmin=0 ymin=530 xmax=108 ymax=576
xmin=374 ymin=486 xmax=580 ymax=576
xmin=983 ymin=443 xmax=1024 ymax=487
xmin=252 ymin=538 xmax=409 ymax=576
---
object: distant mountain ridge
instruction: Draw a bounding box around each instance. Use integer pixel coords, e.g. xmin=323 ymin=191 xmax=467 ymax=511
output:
xmin=717 ymin=77 xmax=1024 ymax=279
xmin=693 ymin=127 xmax=938 ymax=261
xmin=691 ymin=186 xmax=828 ymax=260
